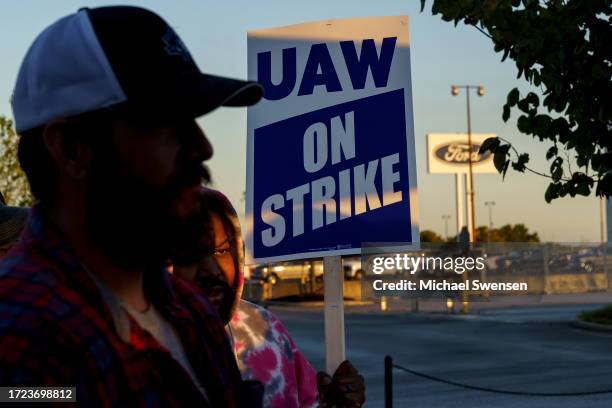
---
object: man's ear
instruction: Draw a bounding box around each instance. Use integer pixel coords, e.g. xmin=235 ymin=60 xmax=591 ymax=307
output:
xmin=42 ymin=119 xmax=92 ymax=180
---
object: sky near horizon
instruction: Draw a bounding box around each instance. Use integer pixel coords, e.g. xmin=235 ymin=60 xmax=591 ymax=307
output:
xmin=0 ymin=0 xmax=603 ymax=242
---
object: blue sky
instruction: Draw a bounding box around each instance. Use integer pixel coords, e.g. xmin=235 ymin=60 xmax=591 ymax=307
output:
xmin=0 ymin=0 xmax=602 ymax=242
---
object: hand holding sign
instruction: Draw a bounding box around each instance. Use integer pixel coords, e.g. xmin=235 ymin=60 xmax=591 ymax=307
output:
xmin=318 ymin=360 xmax=366 ymax=408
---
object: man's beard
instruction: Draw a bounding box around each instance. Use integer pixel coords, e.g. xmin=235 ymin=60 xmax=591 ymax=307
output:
xmin=195 ymin=275 xmax=234 ymax=324
xmin=84 ymin=148 xmax=208 ymax=268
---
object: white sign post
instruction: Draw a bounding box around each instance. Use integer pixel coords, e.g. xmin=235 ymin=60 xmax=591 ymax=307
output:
xmin=247 ymin=16 xmax=419 ymax=374
xmin=323 ymin=255 xmax=344 ymax=373
xmin=606 ymin=198 xmax=611 ymax=244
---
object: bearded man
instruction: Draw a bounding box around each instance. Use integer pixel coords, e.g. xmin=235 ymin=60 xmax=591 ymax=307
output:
xmin=0 ymin=6 xmax=263 ymax=407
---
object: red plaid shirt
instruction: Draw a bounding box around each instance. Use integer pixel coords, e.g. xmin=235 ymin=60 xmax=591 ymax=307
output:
xmin=0 ymin=206 xmax=254 ymax=407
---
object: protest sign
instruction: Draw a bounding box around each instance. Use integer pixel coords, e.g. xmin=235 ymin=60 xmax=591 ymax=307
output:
xmin=246 ymin=16 xmax=419 ymax=264
xmin=247 ymin=16 xmax=418 ymax=373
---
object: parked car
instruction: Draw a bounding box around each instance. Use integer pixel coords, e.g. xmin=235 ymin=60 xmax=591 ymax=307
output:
xmin=251 ymin=261 xmax=323 ymax=285
xmin=343 ymin=257 xmax=364 ymax=280
xmin=578 ymin=248 xmax=612 ymax=273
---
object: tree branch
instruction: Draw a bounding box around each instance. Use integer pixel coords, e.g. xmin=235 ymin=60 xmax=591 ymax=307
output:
xmin=472 ymin=24 xmax=493 ymax=40
xmin=496 ymin=136 xmax=593 ymax=183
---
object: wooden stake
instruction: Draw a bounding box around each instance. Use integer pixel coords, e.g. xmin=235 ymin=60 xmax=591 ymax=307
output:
xmin=324 ymin=255 xmax=345 ymax=374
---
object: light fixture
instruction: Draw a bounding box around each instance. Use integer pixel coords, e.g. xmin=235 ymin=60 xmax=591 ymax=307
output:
xmin=446 ymin=298 xmax=454 ymax=313
xmin=380 ymin=296 xmax=388 ymax=312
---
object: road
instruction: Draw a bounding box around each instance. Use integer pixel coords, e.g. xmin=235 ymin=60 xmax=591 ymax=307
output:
xmin=272 ymin=303 xmax=612 ymax=407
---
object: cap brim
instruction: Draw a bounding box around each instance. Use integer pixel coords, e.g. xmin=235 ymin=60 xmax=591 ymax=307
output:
xmin=108 ymin=73 xmax=263 ymax=122
xmin=179 ymin=74 xmax=264 ymax=118
xmin=205 ymin=74 xmax=264 ymax=107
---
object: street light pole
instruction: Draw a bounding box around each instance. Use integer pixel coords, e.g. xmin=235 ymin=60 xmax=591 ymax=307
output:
xmin=485 ymin=201 xmax=495 ymax=242
xmin=442 ymin=214 xmax=451 ymax=240
xmin=452 ymin=85 xmax=484 ymax=316
xmin=600 ymin=196 xmax=605 ymax=244
xmin=452 ymin=84 xmax=484 ymax=243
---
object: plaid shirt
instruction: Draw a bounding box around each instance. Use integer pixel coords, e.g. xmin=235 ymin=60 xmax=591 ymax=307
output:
xmin=0 ymin=205 xmax=253 ymax=407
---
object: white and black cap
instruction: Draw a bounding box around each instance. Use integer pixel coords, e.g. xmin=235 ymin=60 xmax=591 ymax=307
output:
xmin=12 ymin=6 xmax=263 ymax=133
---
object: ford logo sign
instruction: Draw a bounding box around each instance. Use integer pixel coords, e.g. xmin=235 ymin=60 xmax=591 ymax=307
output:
xmin=435 ymin=142 xmax=491 ymax=165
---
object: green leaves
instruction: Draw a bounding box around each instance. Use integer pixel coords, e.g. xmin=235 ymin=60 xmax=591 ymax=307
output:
xmin=517 ymin=115 xmax=531 ymax=133
xmin=480 ymin=137 xmax=529 ymax=179
xmin=479 ymin=136 xmax=500 ymax=154
xmin=512 ymin=153 xmax=529 ymax=172
xmin=573 ymin=174 xmax=593 ymax=197
xmin=506 ymin=88 xmax=520 ymax=107
xmin=502 ymin=88 xmax=521 ymax=123
xmin=0 ymin=116 xmax=33 ymax=206
xmin=596 ymin=172 xmax=612 ymax=197
xmin=502 ymin=105 xmax=511 ymax=122
xmin=517 ymin=92 xmax=539 ymax=113
xmin=420 ymin=0 xmax=611 ymax=200
xmin=493 ymin=144 xmax=511 ymax=178
xmin=550 ymin=157 xmax=564 ymax=181
xmin=545 ymin=182 xmax=561 ymax=203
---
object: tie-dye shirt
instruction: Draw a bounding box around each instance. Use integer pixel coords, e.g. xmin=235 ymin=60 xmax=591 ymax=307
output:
xmin=229 ymin=300 xmax=318 ymax=408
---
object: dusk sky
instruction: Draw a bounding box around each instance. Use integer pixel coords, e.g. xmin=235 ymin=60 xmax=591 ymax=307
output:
xmin=0 ymin=0 xmax=603 ymax=242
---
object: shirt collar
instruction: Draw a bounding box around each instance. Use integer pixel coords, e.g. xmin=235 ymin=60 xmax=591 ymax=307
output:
xmin=83 ymin=267 xmax=132 ymax=342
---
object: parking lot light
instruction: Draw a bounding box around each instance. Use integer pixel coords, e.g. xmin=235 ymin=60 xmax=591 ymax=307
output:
xmin=446 ymin=298 xmax=454 ymax=313
xmin=380 ymin=296 xmax=389 ymax=312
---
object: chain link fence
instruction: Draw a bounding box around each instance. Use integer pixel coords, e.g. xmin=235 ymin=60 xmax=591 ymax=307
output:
xmin=243 ymin=243 xmax=611 ymax=303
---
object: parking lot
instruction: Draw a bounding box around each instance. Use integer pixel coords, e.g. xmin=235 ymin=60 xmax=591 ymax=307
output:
xmin=272 ymin=302 xmax=612 ymax=407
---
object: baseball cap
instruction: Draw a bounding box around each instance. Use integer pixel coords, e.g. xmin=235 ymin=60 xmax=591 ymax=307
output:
xmin=11 ymin=6 xmax=263 ymax=133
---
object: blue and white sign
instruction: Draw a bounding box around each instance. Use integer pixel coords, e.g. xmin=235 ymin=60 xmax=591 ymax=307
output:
xmin=246 ymin=16 xmax=419 ymax=263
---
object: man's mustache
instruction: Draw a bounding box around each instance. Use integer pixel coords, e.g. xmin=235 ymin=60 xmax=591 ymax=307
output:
xmin=174 ymin=163 xmax=211 ymax=190
xmin=196 ymin=275 xmax=233 ymax=297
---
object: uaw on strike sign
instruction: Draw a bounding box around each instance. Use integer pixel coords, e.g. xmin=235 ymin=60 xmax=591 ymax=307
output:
xmin=246 ymin=16 xmax=419 ymax=263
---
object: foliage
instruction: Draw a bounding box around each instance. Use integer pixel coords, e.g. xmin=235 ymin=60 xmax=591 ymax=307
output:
xmin=475 ymin=223 xmax=540 ymax=242
xmin=426 ymin=224 xmax=539 ymax=242
xmin=0 ymin=116 xmax=32 ymax=206
xmin=422 ymin=0 xmax=611 ymax=202
xmin=579 ymin=305 xmax=612 ymax=325
xmin=420 ymin=229 xmax=445 ymax=242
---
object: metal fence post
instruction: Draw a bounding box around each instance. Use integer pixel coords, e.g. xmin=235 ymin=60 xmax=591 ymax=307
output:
xmin=543 ymin=243 xmax=550 ymax=294
xmin=384 ymin=355 xmax=393 ymax=408
xmin=604 ymin=242 xmax=610 ymax=291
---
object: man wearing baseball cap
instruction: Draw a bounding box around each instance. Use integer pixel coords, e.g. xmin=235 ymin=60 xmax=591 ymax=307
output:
xmin=0 ymin=6 xmax=262 ymax=407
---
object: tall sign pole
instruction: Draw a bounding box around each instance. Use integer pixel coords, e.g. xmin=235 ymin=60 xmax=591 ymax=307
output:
xmin=455 ymin=174 xmax=464 ymax=238
xmin=606 ymin=198 xmax=610 ymax=291
xmin=600 ymin=196 xmax=605 ymax=243
xmin=427 ymin=131 xmax=493 ymax=314
xmin=466 ymin=173 xmax=473 ymax=241
xmin=465 ymin=87 xmax=476 ymax=242
xmin=451 ymin=85 xmax=485 ymax=242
